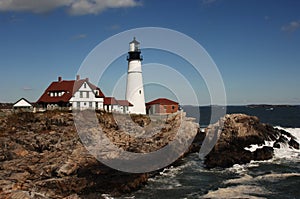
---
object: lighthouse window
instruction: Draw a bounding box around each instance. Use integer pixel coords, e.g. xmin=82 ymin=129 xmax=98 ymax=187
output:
xmin=139 ymin=90 xmax=141 ymax=94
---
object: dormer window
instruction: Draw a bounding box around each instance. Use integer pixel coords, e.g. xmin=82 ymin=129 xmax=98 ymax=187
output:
xmin=48 ymin=91 xmax=65 ymax=97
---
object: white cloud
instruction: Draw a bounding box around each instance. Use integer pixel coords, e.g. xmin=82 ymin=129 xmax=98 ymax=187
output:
xmin=0 ymin=0 xmax=72 ymax=13
xmin=72 ymin=33 xmax=87 ymax=40
xmin=281 ymin=20 xmax=300 ymax=33
xmin=0 ymin=0 xmax=140 ymax=15
xmin=22 ymin=86 xmax=33 ymax=91
xmin=69 ymin=0 xmax=139 ymax=15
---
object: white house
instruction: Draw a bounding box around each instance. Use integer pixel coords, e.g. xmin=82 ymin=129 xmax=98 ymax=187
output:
xmin=104 ymin=97 xmax=133 ymax=114
xmin=69 ymin=78 xmax=104 ymax=110
xmin=13 ymin=98 xmax=33 ymax=111
xmin=37 ymin=75 xmax=105 ymax=110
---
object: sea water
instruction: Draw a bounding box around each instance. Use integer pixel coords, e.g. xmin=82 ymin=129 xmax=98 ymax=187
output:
xmin=112 ymin=106 xmax=300 ymax=199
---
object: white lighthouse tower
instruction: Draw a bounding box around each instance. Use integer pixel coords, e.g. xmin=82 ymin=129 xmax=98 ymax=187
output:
xmin=125 ymin=37 xmax=146 ymax=114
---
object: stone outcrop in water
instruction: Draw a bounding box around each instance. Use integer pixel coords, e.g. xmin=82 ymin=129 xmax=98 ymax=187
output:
xmin=0 ymin=110 xmax=198 ymax=198
xmin=203 ymin=114 xmax=299 ymax=169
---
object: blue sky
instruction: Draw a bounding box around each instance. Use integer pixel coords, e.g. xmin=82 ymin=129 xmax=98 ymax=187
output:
xmin=0 ymin=0 xmax=299 ymax=105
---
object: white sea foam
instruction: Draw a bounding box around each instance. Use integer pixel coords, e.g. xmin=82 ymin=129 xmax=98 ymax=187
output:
xmin=275 ymin=126 xmax=300 ymax=142
xmin=244 ymin=140 xmax=275 ymax=152
xmin=147 ymin=166 xmax=183 ymax=189
xmin=243 ymin=127 xmax=300 ymax=161
xmin=273 ymin=127 xmax=300 ymax=160
xmin=221 ymin=127 xmax=300 ymax=199
xmin=227 ymin=161 xmax=260 ymax=175
xmin=102 ymin=194 xmax=115 ymax=199
xmin=159 ymin=166 xmax=181 ymax=177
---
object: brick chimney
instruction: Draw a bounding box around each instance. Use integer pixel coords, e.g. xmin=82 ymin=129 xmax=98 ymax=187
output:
xmin=76 ymin=75 xmax=80 ymax=81
xmin=58 ymin=76 xmax=62 ymax=82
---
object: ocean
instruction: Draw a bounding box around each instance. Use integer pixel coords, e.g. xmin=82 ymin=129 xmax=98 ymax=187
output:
xmin=113 ymin=106 xmax=300 ymax=199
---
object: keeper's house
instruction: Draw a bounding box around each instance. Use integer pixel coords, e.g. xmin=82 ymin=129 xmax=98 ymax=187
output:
xmin=146 ymin=98 xmax=179 ymax=114
xmin=37 ymin=75 xmax=105 ymax=110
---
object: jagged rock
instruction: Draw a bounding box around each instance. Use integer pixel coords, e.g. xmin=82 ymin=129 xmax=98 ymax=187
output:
xmin=0 ymin=110 xmax=198 ymax=198
xmin=204 ymin=114 xmax=299 ymax=169
xmin=10 ymin=191 xmax=31 ymax=199
xmin=63 ymin=194 xmax=81 ymax=199
xmin=273 ymin=141 xmax=281 ymax=148
xmin=288 ymin=138 xmax=300 ymax=149
xmin=57 ymin=161 xmax=78 ymax=176
xmin=277 ymin=135 xmax=289 ymax=143
xmin=205 ymin=148 xmax=253 ymax=169
xmin=253 ymin=146 xmax=274 ymax=160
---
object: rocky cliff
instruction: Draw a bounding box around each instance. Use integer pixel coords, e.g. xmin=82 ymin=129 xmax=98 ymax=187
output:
xmin=203 ymin=114 xmax=299 ymax=168
xmin=0 ymin=111 xmax=198 ymax=198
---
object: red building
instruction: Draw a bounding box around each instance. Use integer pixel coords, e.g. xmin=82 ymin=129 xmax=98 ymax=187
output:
xmin=146 ymin=98 xmax=179 ymax=114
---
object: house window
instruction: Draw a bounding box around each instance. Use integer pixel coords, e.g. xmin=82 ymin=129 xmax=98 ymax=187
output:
xmin=96 ymin=102 xmax=98 ymax=109
xmin=84 ymin=83 xmax=87 ymax=88
xmin=172 ymin=106 xmax=175 ymax=110
xmin=139 ymin=90 xmax=141 ymax=94
xmin=80 ymin=91 xmax=83 ymax=98
xmin=84 ymin=102 xmax=86 ymax=106
xmin=86 ymin=91 xmax=89 ymax=98
xmin=77 ymin=102 xmax=80 ymax=108
xmin=89 ymin=102 xmax=92 ymax=108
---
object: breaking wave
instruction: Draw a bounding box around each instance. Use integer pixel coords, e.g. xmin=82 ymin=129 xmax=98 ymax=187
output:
xmin=115 ymin=127 xmax=300 ymax=199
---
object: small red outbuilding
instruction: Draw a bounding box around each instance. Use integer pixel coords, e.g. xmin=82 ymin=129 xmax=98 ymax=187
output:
xmin=146 ymin=98 xmax=179 ymax=114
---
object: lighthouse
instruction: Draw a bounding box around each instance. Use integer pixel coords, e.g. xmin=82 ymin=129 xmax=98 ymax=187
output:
xmin=125 ymin=37 xmax=146 ymax=114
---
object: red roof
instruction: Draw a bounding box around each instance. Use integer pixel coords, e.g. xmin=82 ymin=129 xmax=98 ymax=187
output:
xmin=146 ymin=98 xmax=179 ymax=106
xmin=117 ymin=100 xmax=133 ymax=106
xmin=37 ymin=78 xmax=105 ymax=103
xmin=104 ymin=97 xmax=118 ymax=105
xmin=104 ymin=98 xmax=133 ymax=106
